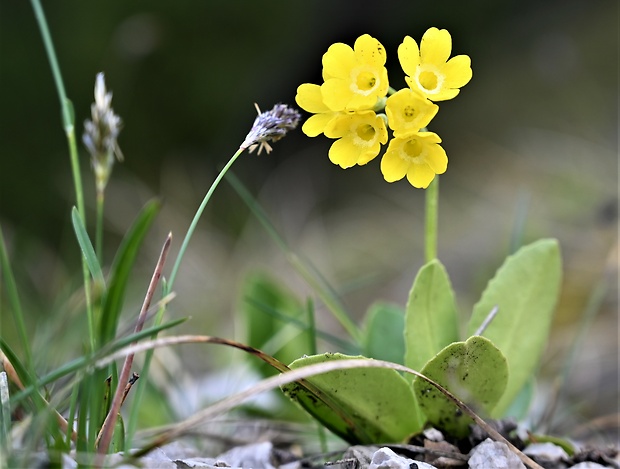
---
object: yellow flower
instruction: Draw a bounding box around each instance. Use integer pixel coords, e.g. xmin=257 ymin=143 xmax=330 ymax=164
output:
xmin=380 ymin=131 xmax=447 ymax=188
xmin=321 ymin=34 xmax=389 ymax=111
xmin=324 ymin=111 xmax=388 ymax=168
xmin=295 ymin=83 xmax=341 ymax=137
xmin=398 ymin=28 xmax=472 ymax=101
xmin=385 ymin=88 xmax=439 ymax=137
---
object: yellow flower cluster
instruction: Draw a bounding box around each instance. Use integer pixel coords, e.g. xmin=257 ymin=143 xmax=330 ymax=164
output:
xmin=295 ymin=28 xmax=472 ymax=188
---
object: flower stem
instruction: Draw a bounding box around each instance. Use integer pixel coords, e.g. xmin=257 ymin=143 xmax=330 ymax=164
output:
xmin=167 ymin=148 xmax=244 ymax=290
xmin=96 ymin=191 xmax=104 ymax=264
xmin=125 ymin=148 xmax=244 ymax=448
xmin=31 ymin=0 xmax=95 ymax=351
xmin=425 ymin=176 xmax=439 ymax=263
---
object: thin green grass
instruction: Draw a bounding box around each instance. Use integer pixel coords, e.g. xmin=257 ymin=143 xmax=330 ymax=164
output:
xmin=226 ymin=171 xmax=363 ymax=344
xmin=0 ymin=227 xmax=32 ymax=368
xmin=29 ymin=0 xmax=95 ymax=354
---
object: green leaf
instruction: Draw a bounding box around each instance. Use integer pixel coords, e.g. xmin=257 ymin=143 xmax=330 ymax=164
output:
xmin=241 ymin=271 xmax=311 ymax=376
xmin=282 ymin=353 xmax=424 ymax=444
xmin=405 ymin=259 xmax=459 ymax=374
xmin=71 ymin=207 xmax=105 ymax=287
xmin=98 ymin=199 xmax=161 ymax=346
xmin=466 ymin=239 xmax=562 ymax=416
xmin=362 ymin=302 xmax=405 ymax=364
xmin=413 ymin=336 xmax=508 ymax=438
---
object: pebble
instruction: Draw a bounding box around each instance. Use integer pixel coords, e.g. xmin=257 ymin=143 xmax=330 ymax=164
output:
xmin=369 ymin=447 xmax=437 ymax=469
xmin=468 ymin=438 xmax=525 ymax=469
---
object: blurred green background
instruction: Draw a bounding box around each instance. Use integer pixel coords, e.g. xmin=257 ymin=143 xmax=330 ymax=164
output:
xmin=1 ymin=0 xmax=617 ymax=442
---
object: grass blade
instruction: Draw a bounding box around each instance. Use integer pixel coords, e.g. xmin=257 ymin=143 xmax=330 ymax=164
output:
xmin=226 ymin=171 xmax=362 ymax=344
xmin=10 ymin=308 xmax=183 ymax=407
xmin=0 ymin=226 xmax=32 ymax=367
xmin=99 ymin=199 xmax=161 ymax=346
xmin=71 ymin=207 xmax=105 ymax=287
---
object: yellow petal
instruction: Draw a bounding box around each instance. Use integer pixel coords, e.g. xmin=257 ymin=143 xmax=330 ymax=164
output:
xmin=329 ymin=136 xmax=362 ymax=168
xmin=406 ymin=162 xmax=436 ymax=188
xmin=398 ymin=36 xmax=420 ymax=77
xmin=442 ymin=55 xmax=473 ymax=88
xmin=302 ymin=113 xmax=337 ymax=137
xmin=296 ymin=83 xmax=330 ymax=113
xmin=420 ymin=28 xmax=452 ymax=65
xmin=322 ymin=78 xmax=352 ymax=111
xmin=381 ymin=146 xmax=409 ymax=182
xmin=355 ymin=34 xmax=387 ymax=67
xmin=346 ymin=93 xmax=381 ymax=112
xmin=322 ymin=43 xmax=356 ymax=79
xmin=425 ymin=143 xmax=448 ymax=174
xmin=323 ymin=113 xmax=351 ymax=138
xmin=431 ymin=87 xmax=460 ymax=101
xmin=418 ymin=131 xmax=442 ymax=144
xmin=357 ymin=142 xmax=382 ymax=165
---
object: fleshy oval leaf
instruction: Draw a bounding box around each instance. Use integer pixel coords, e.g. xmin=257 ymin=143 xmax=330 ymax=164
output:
xmin=362 ymin=302 xmax=405 ymax=364
xmin=282 ymin=352 xmax=424 ymax=444
xmin=405 ymin=259 xmax=459 ymax=374
xmin=466 ymin=238 xmax=562 ymax=416
xmin=413 ymin=336 xmax=508 ymax=438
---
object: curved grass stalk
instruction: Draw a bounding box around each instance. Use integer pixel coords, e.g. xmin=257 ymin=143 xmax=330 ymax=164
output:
xmin=94 ymin=335 xmax=543 ymax=469
xmin=30 ymin=0 xmax=95 ymax=351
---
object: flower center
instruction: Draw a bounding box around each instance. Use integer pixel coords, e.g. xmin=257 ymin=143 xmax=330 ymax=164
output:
xmin=352 ymin=69 xmax=378 ymax=95
xmin=419 ymin=71 xmax=437 ymax=91
xmin=402 ymin=105 xmax=417 ymax=122
xmin=416 ymin=65 xmax=444 ymax=95
xmin=355 ymin=123 xmax=376 ymax=144
xmin=400 ymin=137 xmax=425 ymax=163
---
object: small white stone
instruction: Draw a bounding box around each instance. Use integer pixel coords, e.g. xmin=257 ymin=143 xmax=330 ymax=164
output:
xmin=523 ymin=442 xmax=569 ymax=462
xmin=468 ymin=439 xmax=525 ymax=469
xmin=369 ymin=447 xmax=437 ymax=469
xmin=215 ymin=441 xmax=276 ymax=469
xmin=568 ymin=463 xmax=612 ymax=469
xmin=423 ymin=428 xmax=445 ymax=442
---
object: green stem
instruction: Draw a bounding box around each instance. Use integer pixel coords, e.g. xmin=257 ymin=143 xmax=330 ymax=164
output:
xmin=167 ymin=148 xmax=244 ymax=290
xmin=425 ymin=176 xmax=439 ymax=263
xmin=96 ymin=191 xmax=104 ymax=264
xmin=126 ymin=148 xmax=245 ymax=447
xmin=30 ymin=0 xmax=95 ymax=351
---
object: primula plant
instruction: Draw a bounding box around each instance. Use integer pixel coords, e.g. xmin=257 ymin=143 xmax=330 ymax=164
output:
xmin=245 ymin=29 xmax=562 ymax=453
xmin=2 ymin=6 xmax=592 ymax=467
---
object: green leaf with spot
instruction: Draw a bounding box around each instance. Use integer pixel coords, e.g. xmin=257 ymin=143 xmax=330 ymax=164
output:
xmin=413 ymin=336 xmax=508 ymax=439
xmin=405 ymin=259 xmax=459 ymax=374
xmin=466 ymin=239 xmax=562 ymax=416
xmin=282 ymin=353 xmax=424 ymax=444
